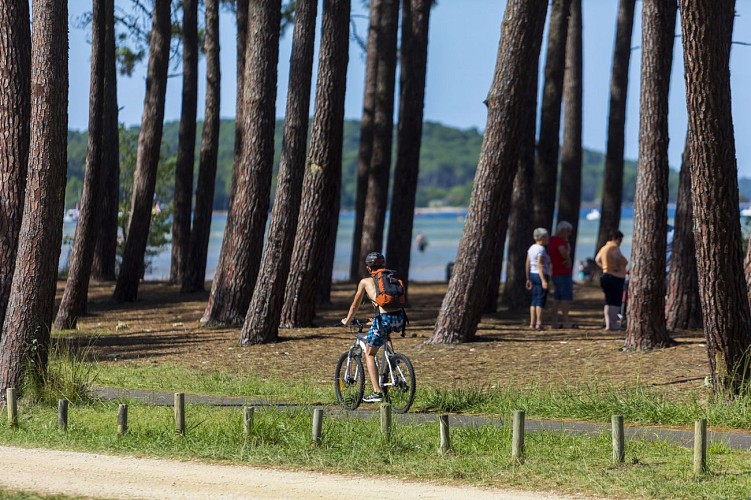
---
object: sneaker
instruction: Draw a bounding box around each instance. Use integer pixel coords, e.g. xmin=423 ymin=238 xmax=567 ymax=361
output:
xmin=363 ymin=391 xmax=383 ymax=403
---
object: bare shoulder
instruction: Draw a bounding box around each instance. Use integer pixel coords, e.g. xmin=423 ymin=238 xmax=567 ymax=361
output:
xmin=359 ymin=277 xmax=376 ymax=299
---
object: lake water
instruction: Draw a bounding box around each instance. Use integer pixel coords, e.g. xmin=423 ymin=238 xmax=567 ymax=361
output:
xmin=61 ymin=207 xmax=670 ymax=282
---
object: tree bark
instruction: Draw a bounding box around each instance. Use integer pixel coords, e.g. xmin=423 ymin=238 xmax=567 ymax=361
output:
xmin=54 ymin=0 xmax=106 ymax=330
xmin=91 ymin=0 xmax=119 ymax=282
xmin=280 ymin=0 xmax=350 ymax=328
xmin=349 ymin=0 xmax=381 ymax=281
xmin=624 ymin=0 xmax=676 ymax=351
xmin=317 ymin=173 xmax=341 ymax=306
xmin=201 ymin=0 xmax=282 ymax=325
xmin=531 ymin=0 xmax=571 ymax=233
xmin=489 ymin=0 xmax=547 ymax=314
xmin=170 ymin=0 xmax=199 ymax=284
xmin=502 ymin=16 xmax=545 ymax=313
xmin=665 ymin=134 xmax=702 ymax=331
xmin=240 ymin=0 xmax=318 ymax=344
xmin=483 ymin=224 xmax=507 ymax=313
xmin=232 ymin=0 xmax=249 ymax=193
xmin=385 ymin=0 xmax=432 ymax=293
xmin=556 ymin=0 xmax=582 ymax=265
xmin=428 ymin=0 xmax=547 ymax=344
xmin=595 ymin=0 xmax=636 ymax=256
xmin=113 ymin=0 xmax=172 ymax=302
xmin=182 ymin=0 xmax=221 ymax=293
xmin=358 ymin=0 xmax=399 ymax=274
xmin=0 ymin=0 xmax=68 ymax=394
xmin=0 ymin=0 xmax=31 ymax=330
xmin=680 ymin=0 xmax=751 ymax=393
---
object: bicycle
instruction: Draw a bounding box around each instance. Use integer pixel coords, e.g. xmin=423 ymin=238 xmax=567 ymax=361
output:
xmin=334 ymin=319 xmax=416 ymax=413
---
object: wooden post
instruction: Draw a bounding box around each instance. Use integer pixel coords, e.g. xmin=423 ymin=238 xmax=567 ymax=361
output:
xmin=312 ymin=408 xmax=323 ymax=444
xmin=243 ymin=406 xmax=254 ymax=436
xmin=512 ymin=410 xmax=525 ymax=463
xmin=58 ymin=399 xmax=68 ymax=432
xmin=611 ymin=415 xmax=624 ymax=464
xmin=439 ymin=414 xmax=451 ymax=454
xmin=174 ymin=392 xmax=185 ymax=435
xmin=6 ymin=388 xmax=17 ymax=427
xmin=694 ymin=419 xmax=707 ymax=474
xmin=118 ymin=404 xmax=128 ymax=436
xmin=380 ymin=403 xmax=392 ymax=442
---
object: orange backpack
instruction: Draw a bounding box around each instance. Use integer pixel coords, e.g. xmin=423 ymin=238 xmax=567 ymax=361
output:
xmin=371 ymin=269 xmax=406 ymax=307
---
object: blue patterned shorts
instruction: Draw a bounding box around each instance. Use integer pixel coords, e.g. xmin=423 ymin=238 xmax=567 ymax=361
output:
xmin=366 ymin=310 xmax=406 ymax=348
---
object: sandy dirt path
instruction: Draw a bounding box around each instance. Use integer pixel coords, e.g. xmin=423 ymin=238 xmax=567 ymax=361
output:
xmin=0 ymin=445 xmax=576 ymax=499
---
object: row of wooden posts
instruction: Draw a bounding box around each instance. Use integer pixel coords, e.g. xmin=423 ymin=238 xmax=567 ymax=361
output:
xmin=5 ymin=389 xmax=709 ymax=474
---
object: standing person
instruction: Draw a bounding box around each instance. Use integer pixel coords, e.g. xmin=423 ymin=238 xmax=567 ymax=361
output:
xmin=549 ymin=221 xmax=574 ymax=328
xmin=341 ymin=252 xmax=406 ymax=403
xmin=415 ymin=231 xmax=428 ymax=253
xmin=595 ymin=229 xmax=628 ymax=330
xmin=525 ymin=228 xmax=551 ymax=330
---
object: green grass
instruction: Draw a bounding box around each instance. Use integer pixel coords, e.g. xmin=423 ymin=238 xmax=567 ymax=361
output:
xmin=1 ymin=401 xmax=751 ymax=499
xmin=92 ymin=363 xmax=333 ymax=405
xmin=88 ymin=362 xmax=751 ymax=430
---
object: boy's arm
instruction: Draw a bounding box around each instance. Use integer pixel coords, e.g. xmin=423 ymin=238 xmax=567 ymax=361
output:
xmin=342 ymin=280 xmax=367 ymax=325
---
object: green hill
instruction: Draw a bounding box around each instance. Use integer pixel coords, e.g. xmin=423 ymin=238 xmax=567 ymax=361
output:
xmin=65 ymin=119 xmax=682 ymax=210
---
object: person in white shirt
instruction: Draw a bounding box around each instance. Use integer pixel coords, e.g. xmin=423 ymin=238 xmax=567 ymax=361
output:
xmin=525 ymin=227 xmax=551 ymax=330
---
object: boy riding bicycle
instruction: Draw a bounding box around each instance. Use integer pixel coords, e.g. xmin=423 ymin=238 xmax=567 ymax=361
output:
xmin=341 ymin=252 xmax=406 ymax=403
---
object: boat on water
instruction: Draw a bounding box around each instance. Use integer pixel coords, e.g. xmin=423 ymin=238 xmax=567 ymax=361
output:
xmin=585 ymin=208 xmax=601 ymax=221
xmin=741 ymin=206 xmax=751 ymax=217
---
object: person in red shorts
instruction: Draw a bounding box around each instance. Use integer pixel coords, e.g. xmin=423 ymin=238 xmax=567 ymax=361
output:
xmin=549 ymin=221 xmax=575 ymax=328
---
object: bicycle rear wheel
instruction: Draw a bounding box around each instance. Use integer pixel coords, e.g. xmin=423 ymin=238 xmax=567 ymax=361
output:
xmin=334 ymin=352 xmax=365 ymax=410
xmin=384 ymin=353 xmax=416 ymax=413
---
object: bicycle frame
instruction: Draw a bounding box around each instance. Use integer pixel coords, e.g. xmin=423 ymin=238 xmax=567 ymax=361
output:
xmin=355 ymin=335 xmax=400 ymax=389
xmin=336 ymin=318 xmax=415 ymax=412
xmin=349 ymin=320 xmax=402 ymax=390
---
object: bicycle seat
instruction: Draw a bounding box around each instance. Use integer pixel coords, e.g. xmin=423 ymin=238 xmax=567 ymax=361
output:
xmin=356 ymin=334 xmax=366 ymax=341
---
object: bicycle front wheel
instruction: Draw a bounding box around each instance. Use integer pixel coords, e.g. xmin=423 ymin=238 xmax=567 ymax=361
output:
xmin=334 ymin=352 xmax=365 ymax=410
xmin=384 ymin=353 xmax=416 ymax=413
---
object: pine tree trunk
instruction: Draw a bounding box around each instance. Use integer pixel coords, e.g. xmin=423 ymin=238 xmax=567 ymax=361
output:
xmin=429 ymin=0 xmax=548 ymax=344
xmin=0 ymin=0 xmax=68 ymax=394
xmin=113 ymin=0 xmax=172 ymax=302
xmin=358 ymin=0 xmax=399 ymax=271
xmin=170 ymin=0 xmax=199 ymax=284
xmin=0 ymin=0 xmax=31 ymax=330
xmin=202 ymin=0 xmax=282 ymax=325
xmin=182 ymin=0 xmax=221 ymax=293
xmin=54 ymin=0 xmax=106 ymax=330
xmin=483 ymin=225 xmax=507 ymax=313
xmin=556 ymin=0 xmax=582 ymax=264
xmin=385 ymin=0 xmax=432 ymax=293
xmin=503 ymin=166 xmax=533 ymax=311
xmin=280 ymin=0 xmax=350 ymax=328
xmin=532 ymin=0 xmax=571 ymax=232
xmin=317 ymin=176 xmax=341 ymax=306
xmin=349 ymin=0 xmax=381 ymax=281
xmin=240 ymin=0 xmax=318 ymax=344
xmin=624 ymin=0 xmax=676 ymax=351
xmin=91 ymin=0 xmax=119 ymax=282
xmin=596 ymin=0 xmax=636 ymax=256
xmin=232 ymin=0 xmax=249 ymax=190
xmin=665 ymin=135 xmax=702 ymax=331
xmin=502 ymin=19 xmax=544 ymax=312
xmin=680 ymin=0 xmax=751 ymax=393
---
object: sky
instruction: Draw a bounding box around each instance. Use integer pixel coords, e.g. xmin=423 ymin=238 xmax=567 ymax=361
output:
xmin=67 ymin=1 xmax=751 ymax=177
